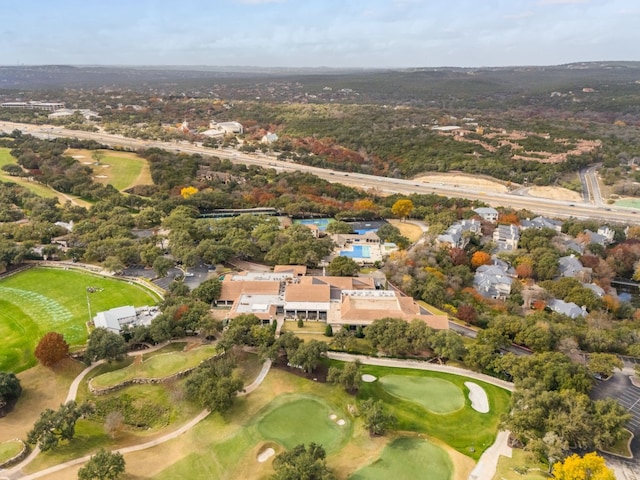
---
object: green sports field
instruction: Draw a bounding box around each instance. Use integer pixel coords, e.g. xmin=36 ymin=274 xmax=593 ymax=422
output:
xmin=350 ymin=437 xmax=453 ymax=480
xmin=0 ymin=267 xmax=161 ymax=373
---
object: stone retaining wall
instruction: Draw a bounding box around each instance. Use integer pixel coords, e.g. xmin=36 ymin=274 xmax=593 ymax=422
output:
xmin=88 ymin=366 xmax=198 ymax=396
xmin=88 ymin=351 xmax=223 ymax=395
xmin=0 ymin=439 xmax=28 ymax=469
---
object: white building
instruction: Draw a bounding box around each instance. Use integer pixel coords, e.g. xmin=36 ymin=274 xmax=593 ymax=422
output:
xmin=93 ymin=306 xmax=159 ymax=333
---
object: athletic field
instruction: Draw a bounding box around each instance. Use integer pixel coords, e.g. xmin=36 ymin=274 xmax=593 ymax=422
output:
xmin=0 ymin=267 xmax=160 ymax=373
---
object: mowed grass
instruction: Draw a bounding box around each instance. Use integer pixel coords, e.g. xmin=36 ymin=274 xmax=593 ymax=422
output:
xmin=350 ymin=437 xmax=453 ymax=480
xmin=91 ymin=344 xmax=219 ymax=388
xmin=0 ymin=440 xmax=23 ymax=463
xmin=359 ymin=366 xmax=511 ymax=460
xmin=0 ymin=267 xmax=161 ymax=373
xmin=379 ymin=375 xmax=465 ymax=414
xmin=492 ymin=448 xmax=550 ymax=480
xmin=256 ymin=395 xmax=350 ymax=452
xmin=66 ymin=148 xmax=151 ymax=191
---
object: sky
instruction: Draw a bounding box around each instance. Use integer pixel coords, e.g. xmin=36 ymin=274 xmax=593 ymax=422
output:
xmin=1 ymin=0 xmax=638 ymax=68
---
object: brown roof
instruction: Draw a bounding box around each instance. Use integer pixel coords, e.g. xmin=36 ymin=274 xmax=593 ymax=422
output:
xmin=274 ymin=265 xmax=308 ymax=276
xmin=285 ymin=283 xmax=330 ymax=303
xmin=298 ymin=276 xmax=375 ymax=290
xmin=338 ymin=293 xmax=448 ymax=330
xmin=218 ymin=280 xmax=281 ymax=302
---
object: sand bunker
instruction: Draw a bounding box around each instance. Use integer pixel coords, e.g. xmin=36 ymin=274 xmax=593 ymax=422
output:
xmin=362 ymin=374 xmax=377 ymax=383
xmin=337 ymin=419 xmax=346 ymax=426
xmin=257 ymin=447 xmax=275 ymax=463
xmin=465 ymin=382 xmax=489 ymax=413
xmin=94 ymin=175 xmax=108 ymax=178
xmin=330 ymin=414 xmax=337 ymax=420
xmin=72 ymin=155 xmax=85 ymax=159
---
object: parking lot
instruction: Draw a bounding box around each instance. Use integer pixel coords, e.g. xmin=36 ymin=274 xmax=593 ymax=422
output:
xmin=590 ymin=370 xmax=640 ymax=466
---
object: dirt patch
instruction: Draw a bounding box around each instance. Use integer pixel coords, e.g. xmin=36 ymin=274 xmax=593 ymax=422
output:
xmin=527 ymin=186 xmax=582 ymax=202
xmin=414 ymin=173 xmax=509 ymax=193
xmin=272 ymin=355 xmax=328 ymax=383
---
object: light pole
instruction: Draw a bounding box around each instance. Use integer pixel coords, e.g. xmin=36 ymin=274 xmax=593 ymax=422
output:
xmin=86 ymin=286 xmax=102 ymax=324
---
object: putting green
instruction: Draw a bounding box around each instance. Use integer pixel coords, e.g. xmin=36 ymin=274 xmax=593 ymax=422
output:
xmin=0 ymin=267 xmax=160 ymax=373
xmin=379 ymin=375 xmax=464 ymax=414
xmin=349 ymin=437 xmax=452 ymax=480
xmin=256 ymin=395 xmax=349 ymax=452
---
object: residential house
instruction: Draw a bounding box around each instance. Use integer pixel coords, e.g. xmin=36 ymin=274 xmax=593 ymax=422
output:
xmin=436 ymin=219 xmax=482 ymax=249
xmin=474 ymin=207 xmax=499 ymax=223
xmin=473 ymin=264 xmax=513 ymax=300
xmin=492 ymin=224 xmax=520 ymax=251
xmin=547 ymin=299 xmax=587 ymax=319
xmin=558 ymin=255 xmax=592 ymax=282
xmin=519 ymin=216 xmax=563 ymax=232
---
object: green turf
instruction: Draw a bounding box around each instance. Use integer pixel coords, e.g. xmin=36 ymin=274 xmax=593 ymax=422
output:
xmin=256 ymin=395 xmax=349 ymax=452
xmin=359 ymin=365 xmax=511 ymax=460
xmin=95 ymin=151 xmax=146 ymax=191
xmin=379 ymin=375 xmax=465 ymax=414
xmin=91 ymin=344 xmax=219 ymax=388
xmin=0 ymin=440 xmax=23 ymax=463
xmin=615 ymin=198 xmax=640 ymax=208
xmin=0 ymin=267 xmax=161 ymax=373
xmin=350 ymin=437 xmax=453 ymax=480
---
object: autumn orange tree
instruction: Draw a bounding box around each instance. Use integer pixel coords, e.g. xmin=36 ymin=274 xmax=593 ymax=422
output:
xmin=34 ymin=332 xmax=69 ymax=367
xmin=470 ymin=251 xmax=492 ymax=269
xmin=552 ymin=452 xmax=614 ymax=480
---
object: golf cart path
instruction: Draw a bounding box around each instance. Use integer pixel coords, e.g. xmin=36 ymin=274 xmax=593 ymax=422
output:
xmin=327 ymin=352 xmax=514 ymax=480
xmin=2 ymin=352 xmax=271 ymax=480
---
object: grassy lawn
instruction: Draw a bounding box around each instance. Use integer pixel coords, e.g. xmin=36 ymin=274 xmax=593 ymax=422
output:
xmin=0 ymin=267 xmax=161 ymax=373
xmin=615 ymin=198 xmax=640 ymax=209
xmin=350 ymin=436 xmax=452 ymax=480
xmin=359 ymin=365 xmax=511 ymax=461
xmin=0 ymin=359 xmax=84 ymax=444
xmin=0 ymin=440 xmax=23 ymax=463
xmin=90 ymin=344 xmax=219 ymax=388
xmin=387 ymin=219 xmax=423 ymax=243
xmin=492 ymin=449 xmax=551 ymax=480
xmin=378 ymin=375 xmax=465 ymax=414
xmin=66 ymin=148 xmax=151 ymax=191
xmin=600 ymin=428 xmax=633 ymax=458
xmin=282 ymin=320 xmax=329 ymax=334
xmin=255 ymin=394 xmax=351 ymax=452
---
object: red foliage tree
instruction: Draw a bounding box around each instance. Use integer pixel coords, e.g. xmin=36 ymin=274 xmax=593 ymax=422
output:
xmin=457 ymin=304 xmax=478 ymax=325
xmin=515 ymin=263 xmax=533 ymax=279
xmin=449 ymin=247 xmax=468 ymax=266
xmin=34 ymin=332 xmax=69 ymax=367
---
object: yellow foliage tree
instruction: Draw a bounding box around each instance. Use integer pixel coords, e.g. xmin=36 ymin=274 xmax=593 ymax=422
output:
xmin=552 ymin=452 xmax=615 ymax=480
xmin=180 ymin=186 xmax=198 ymax=199
xmin=353 ymin=199 xmax=377 ymax=211
xmin=391 ymin=199 xmax=414 ymax=221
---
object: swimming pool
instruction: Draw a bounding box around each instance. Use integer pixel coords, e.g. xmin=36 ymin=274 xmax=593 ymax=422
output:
xmin=340 ymin=245 xmax=371 ymax=258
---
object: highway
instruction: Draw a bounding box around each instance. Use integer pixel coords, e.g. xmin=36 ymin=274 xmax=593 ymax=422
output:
xmin=1 ymin=121 xmax=638 ymax=224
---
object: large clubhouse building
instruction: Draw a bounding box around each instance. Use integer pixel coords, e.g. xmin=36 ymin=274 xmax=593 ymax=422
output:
xmin=217 ymin=266 xmax=448 ymax=331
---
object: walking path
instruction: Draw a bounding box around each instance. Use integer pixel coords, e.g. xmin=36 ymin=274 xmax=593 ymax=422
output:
xmin=1 ymin=349 xmax=272 ymax=480
xmin=326 ymin=353 xmax=514 ymax=480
